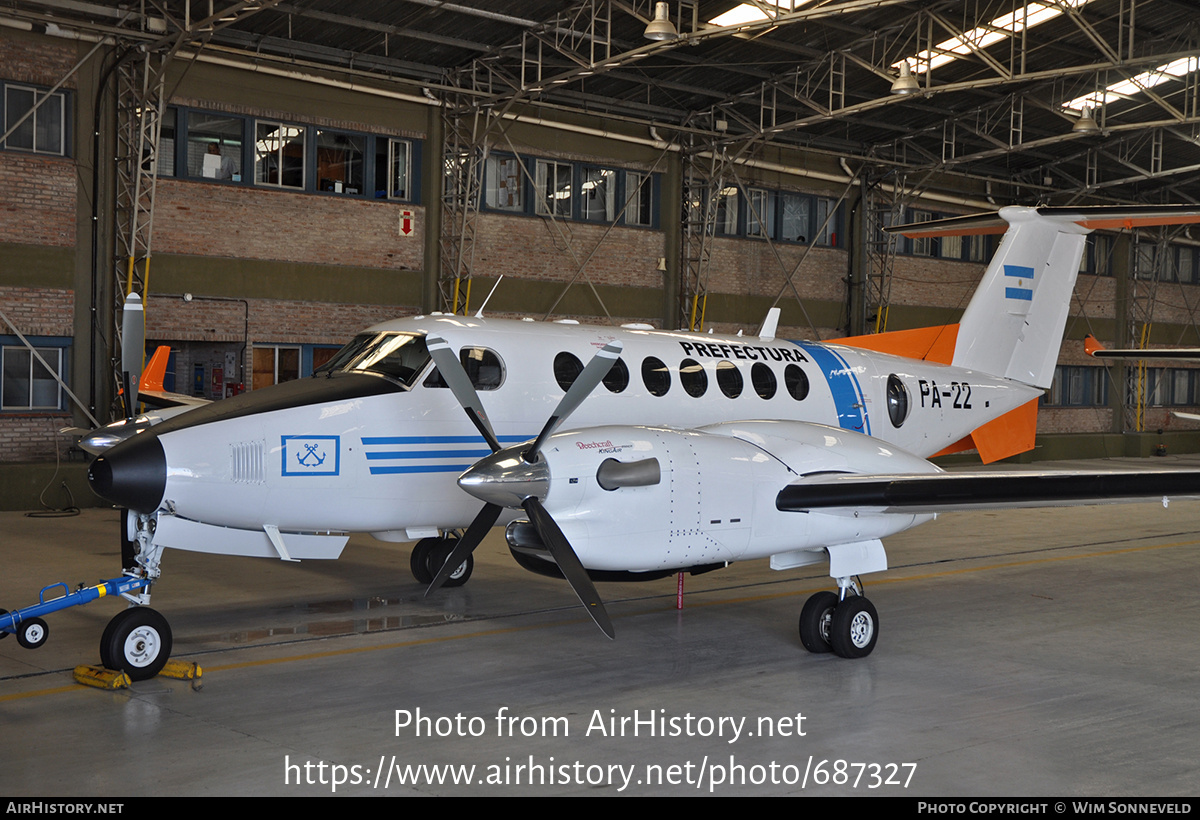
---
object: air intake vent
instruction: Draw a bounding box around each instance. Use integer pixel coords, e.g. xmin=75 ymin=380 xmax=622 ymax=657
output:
xmin=230 ymin=440 xmax=265 ymax=484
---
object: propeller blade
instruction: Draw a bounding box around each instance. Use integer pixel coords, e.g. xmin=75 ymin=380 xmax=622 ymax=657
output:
xmin=525 ymin=340 xmax=623 ymax=461
xmin=425 ymin=502 xmax=502 ymax=596
xmin=522 ymin=496 xmax=614 ymax=639
xmin=426 ymin=334 xmax=502 ymax=453
xmin=121 ymin=293 xmax=145 ymax=411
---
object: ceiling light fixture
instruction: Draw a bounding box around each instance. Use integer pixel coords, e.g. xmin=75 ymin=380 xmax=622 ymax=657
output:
xmin=1072 ymin=106 xmax=1100 ymax=133
xmin=644 ymin=2 xmax=679 ymax=41
xmin=890 ymin=62 xmax=919 ymax=95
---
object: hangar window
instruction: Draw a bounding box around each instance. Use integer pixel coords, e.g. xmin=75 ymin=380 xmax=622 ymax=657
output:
xmin=746 ymin=189 xmax=775 ymax=239
xmin=751 ymin=362 xmax=776 ymax=399
xmin=536 ymin=159 xmax=572 ymax=217
xmin=886 ymin=374 xmax=909 ymax=428
xmin=255 ymin=120 xmax=306 ymax=189
xmin=2 ymin=83 xmax=66 ymax=156
xmin=716 ymin=360 xmax=743 ymax=398
xmin=186 ymin=111 xmax=243 ymax=181
xmin=716 ymin=187 xmax=739 ymax=235
xmin=1173 ymin=246 xmax=1198 ymax=284
xmin=1045 ymin=365 xmax=1109 ymax=407
xmin=553 ymin=351 xmax=583 ymax=392
xmin=603 ymin=357 xmax=630 ymax=393
xmin=485 ymin=154 xmax=524 ymax=211
xmin=679 ymin=358 xmax=708 ymax=397
xmin=1 ymin=341 xmax=67 ymax=410
xmin=781 ymin=194 xmax=811 ymax=242
xmin=376 ymin=138 xmax=411 ymax=200
xmin=642 ymin=357 xmax=671 ymax=397
xmin=785 ymin=364 xmax=809 ymax=401
xmin=252 ymin=345 xmax=301 ymax=390
xmin=905 ymin=208 xmax=988 ymax=261
xmin=625 ymin=172 xmax=654 ymax=227
xmin=580 ymin=167 xmax=616 ymax=222
xmin=316 ymin=130 xmax=364 ymax=195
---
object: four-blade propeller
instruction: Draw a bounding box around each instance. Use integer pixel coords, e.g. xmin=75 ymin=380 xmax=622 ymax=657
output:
xmin=423 ymin=334 xmax=623 ymax=638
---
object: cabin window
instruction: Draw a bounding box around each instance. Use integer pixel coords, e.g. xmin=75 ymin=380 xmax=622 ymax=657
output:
xmin=679 ymin=358 xmax=707 ymax=397
xmin=424 ymin=345 xmax=503 ymax=391
xmin=603 ymin=357 xmax=630 ymax=393
xmin=715 ymin=360 xmax=742 ymax=398
xmin=642 ymin=357 xmax=670 ymax=396
xmin=785 ymin=364 xmax=809 ymax=401
xmin=886 ymin=374 xmax=910 ymax=427
xmin=751 ymin=362 xmax=776 ymax=399
xmin=553 ymin=352 xmax=583 ymax=392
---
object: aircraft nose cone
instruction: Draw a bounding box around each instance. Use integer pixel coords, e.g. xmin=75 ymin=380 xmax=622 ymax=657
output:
xmin=88 ymin=432 xmax=167 ymax=514
xmin=458 ymin=449 xmax=549 ymax=508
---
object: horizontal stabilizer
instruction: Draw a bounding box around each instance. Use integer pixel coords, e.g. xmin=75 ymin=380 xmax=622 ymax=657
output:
xmin=889 ymin=204 xmax=1200 ymax=238
xmin=777 ymin=468 xmax=1200 ymax=514
xmin=1085 ymin=334 xmax=1200 ymax=361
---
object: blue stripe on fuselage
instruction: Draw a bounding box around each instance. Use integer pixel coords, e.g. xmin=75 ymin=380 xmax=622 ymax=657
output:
xmin=794 ymin=342 xmax=870 ymax=435
xmin=361 ymin=434 xmax=530 ymax=475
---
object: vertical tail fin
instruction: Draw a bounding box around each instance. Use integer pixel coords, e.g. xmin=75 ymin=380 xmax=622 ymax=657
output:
xmin=890 ymin=205 xmax=1200 ymax=389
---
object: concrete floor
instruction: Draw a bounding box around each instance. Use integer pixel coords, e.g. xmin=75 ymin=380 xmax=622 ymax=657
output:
xmin=2 ymin=456 xmax=1200 ymax=796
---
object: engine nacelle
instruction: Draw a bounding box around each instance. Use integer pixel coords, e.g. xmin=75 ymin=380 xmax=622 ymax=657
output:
xmin=504 ymin=421 xmax=937 ymax=574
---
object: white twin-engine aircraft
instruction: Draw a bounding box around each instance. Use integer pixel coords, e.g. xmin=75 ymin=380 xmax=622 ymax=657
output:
xmin=87 ymin=205 xmax=1200 ymax=677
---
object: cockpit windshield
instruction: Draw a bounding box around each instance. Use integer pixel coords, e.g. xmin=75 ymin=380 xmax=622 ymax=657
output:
xmin=314 ymin=332 xmax=431 ymax=387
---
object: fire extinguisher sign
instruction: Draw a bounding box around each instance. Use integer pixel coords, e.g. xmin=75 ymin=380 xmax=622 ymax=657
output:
xmin=399 ymin=210 xmax=414 ymax=236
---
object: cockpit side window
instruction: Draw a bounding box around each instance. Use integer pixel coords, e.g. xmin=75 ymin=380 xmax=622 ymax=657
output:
xmin=423 ymin=346 xmax=506 ymax=391
xmin=315 ymin=332 xmax=431 ymax=388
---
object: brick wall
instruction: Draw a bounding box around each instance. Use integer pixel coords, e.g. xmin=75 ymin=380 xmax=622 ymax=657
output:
xmin=154 ymin=180 xmax=423 ymax=271
xmin=146 ymin=295 xmax=406 ymax=344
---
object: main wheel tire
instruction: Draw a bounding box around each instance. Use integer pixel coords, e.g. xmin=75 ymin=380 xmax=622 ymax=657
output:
xmin=16 ymin=617 xmax=48 ymax=650
xmin=427 ymin=538 xmax=473 ymax=588
xmin=101 ymin=607 xmax=172 ymax=681
xmin=410 ymin=538 xmax=437 ymax=584
xmin=829 ymin=596 xmax=878 ymax=659
xmin=798 ymin=591 xmax=839 ymax=653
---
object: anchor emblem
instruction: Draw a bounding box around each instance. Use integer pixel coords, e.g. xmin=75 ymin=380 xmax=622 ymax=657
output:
xmin=297 ymin=443 xmax=326 ymax=467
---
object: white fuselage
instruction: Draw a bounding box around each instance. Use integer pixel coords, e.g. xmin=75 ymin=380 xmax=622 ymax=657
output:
xmin=152 ymin=316 xmax=1038 ymax=546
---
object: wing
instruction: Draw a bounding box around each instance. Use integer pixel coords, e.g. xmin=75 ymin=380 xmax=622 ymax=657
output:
xmin=777 ymin=468 xmax=1200 ymax=515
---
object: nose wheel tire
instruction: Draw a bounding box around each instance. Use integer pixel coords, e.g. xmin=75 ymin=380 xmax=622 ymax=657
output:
xmin=410 ymin=538 xmax=437 ymax=584
xmin=829 ymin=596 xmax=878 ymax=659
xmin=798 ymin=591 xmax=839 ymax=653
xmin=100 ymin=607 xmax=172 ymax=681
xmin=16 ymin=617 xmax=48 ymax=650
xmin=428 ymin=538 xmax=473 ymax=588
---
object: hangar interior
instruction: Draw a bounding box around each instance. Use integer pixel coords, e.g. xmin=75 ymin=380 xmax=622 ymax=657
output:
xmin=4 ymin=0 xmax=1200 ymax=508
xmin=4 ymin=1 xmax=1200 ymax=797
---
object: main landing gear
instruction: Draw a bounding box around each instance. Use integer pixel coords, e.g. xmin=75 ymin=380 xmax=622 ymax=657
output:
xmin=410 ymin=533 xmax=473 ymax=588
xmin=799 ymin=580 xmax=878 ymax=659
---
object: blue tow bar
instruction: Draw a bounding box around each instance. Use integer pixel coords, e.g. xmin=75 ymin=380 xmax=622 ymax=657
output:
xmin=1 ymin=576 xmax=151 ymax=649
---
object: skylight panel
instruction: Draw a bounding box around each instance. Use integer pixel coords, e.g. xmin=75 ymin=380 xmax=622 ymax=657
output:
xmin=1063 ymin=57 xmax=1200 ymax=111
xmin=897 ymin=0 xmax=1094 ymax=74
xmin=707 ymin=1 xmax=815 ymax=28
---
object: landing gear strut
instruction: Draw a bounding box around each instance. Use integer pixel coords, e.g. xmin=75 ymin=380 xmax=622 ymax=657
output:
xmin=798 ymin=580 xmax=878 ymax=659
xmin=410 ymin=533 xmax=473 ymax=587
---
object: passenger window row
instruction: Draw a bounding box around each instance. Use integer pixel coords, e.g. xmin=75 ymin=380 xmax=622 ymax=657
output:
xmin=554 ymin=352 xmax=809 ymax=401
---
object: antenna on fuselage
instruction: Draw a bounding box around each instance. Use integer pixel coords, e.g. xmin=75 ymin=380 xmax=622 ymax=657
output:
xmin=474 ymin=275 xmax=504 ymax=318
xmin=758 ymin=307 xmax=780 ymax=341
